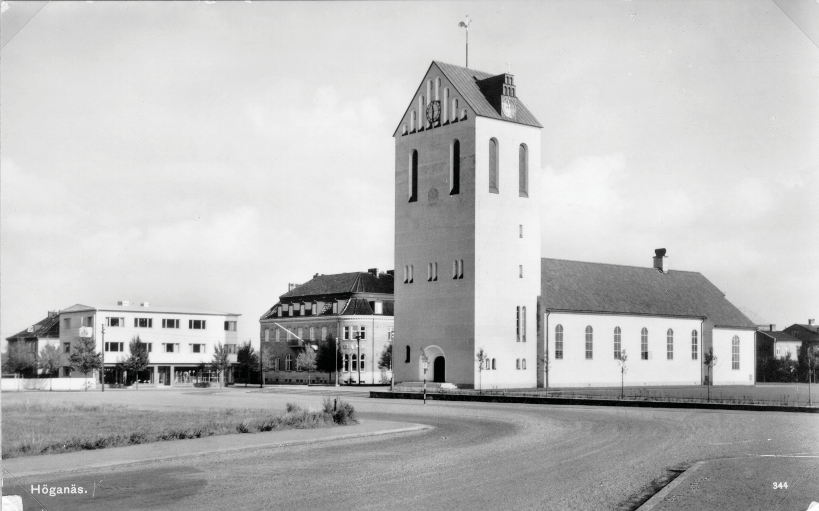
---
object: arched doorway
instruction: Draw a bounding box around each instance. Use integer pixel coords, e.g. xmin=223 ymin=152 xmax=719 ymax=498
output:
xmin=433 ymin=356 xmax=445 ymax=383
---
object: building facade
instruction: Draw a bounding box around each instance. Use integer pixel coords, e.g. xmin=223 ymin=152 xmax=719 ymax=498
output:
xmin=392 ymin=61 xmax=756 ymax=388
xmin=58 ymin=302 xmax=241 ymax=386
xmin=4 ymin=311 xmax=61 ymax=377
xmin=259 ymin=270 xmax=394 ymax=384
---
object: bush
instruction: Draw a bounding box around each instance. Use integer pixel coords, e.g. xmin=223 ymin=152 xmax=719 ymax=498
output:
xmin=286 ymin=402 xmax=302 ymax=413
xmin=193 ymin=382 xmax=211 ymax=388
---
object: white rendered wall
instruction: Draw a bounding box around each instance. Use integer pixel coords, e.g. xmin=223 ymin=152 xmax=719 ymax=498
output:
xmin=711 ymin=328 xmax=755 ymax=385
xmin=546 ymin=313 xmax=703 ymax=387
xmin=473 ymin=117 xmax=542 ymax=389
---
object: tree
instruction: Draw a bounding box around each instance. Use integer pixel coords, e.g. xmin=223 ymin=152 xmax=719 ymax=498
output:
xmin=4 ymin=342 xmax=37 ymax=378
xmin=38 ymin=344 xmax=63 ymax=391
xmin=236 ymin=341 xmax=259 ymax=386
xmin=69 ymin=336 xmax=102 ymax=391
xmin=476 ymin=348 xmax=487 ymax=394
xmin=703 ymin=348 xmax=717 ymax=402
xmin=296 ymin=346 xmax=318 ymax=385
xmin=316 ymin=340 xmax=341 ymax=382
xmin=617 ymin=349 xmax=628 ymax=399
xmin=211 ymin=342 xmax=231 ymax=389
xmin=378 ymin=343 xmax=392 ymax=370
xmin=122 ymin=336 xmax=150 ymax=390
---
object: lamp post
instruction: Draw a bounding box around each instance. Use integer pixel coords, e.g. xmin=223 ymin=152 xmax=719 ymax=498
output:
xmin=390 ymin=336 xmax=394 ymax=392
xmin=355 ymin=333 xmax=362 ymax=385
xmin=335 ymin=336 xmax=339 ymax=387
xmin=259 ymin=336 xmax=264 ymax=389
xmin=101 ymin=325 xmax=105 ymax=392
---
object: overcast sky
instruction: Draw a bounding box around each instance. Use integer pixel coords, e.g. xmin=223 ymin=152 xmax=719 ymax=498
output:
xmin=2 ymin=0 xmax=817 ymax=346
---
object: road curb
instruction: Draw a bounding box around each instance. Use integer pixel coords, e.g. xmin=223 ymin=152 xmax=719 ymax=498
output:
xmin=2 ymin=421 xmax=432 ymax=478
xmin=636 ymin=461 xmax=704 ymax=510
xmin=370 ymin=391 xmax=819 ymax=413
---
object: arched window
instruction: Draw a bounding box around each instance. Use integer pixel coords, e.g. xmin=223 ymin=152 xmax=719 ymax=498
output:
xmin=409 ymin=265 xmax=414 ymax=283
xmin=285 ymin=354 xmax=292 ymax=371
xmin=519 ymin=144 xmax=529 ymax=197
xmin=427 ymin=79 xmax=432 ymax=103
xmin=516 ymin=359 xmax=521 ymax=370
xmin=403 ymin=265 xmax=408 ymax=283
xmin=585 ymin=326 xmax=593 ymax=359
xmin=419 ymin=95 xmax=426 ymax=129
xmin=450 ymin=139 xmax=460 ymax=195
xmin=351 ymin=353 xmax=358 ymax=372
xmin=522 ymin=306 xmax=527 ymax=342
xmin=402 ymin=124 xmax=407 ymax=135
xmin=522 ymin=359 xmax=526 ymax=370
xmin=491 ymin=358 xmax=496 ymax=370
xmin=691 ymin=330 xmax=698 ymax=360
xmin=443 ymin=87 xmax=450 ymax=122
xmin=667 ymin=329 xmax=674 ymax=360
xmin=641 ymin=328 xmax=649 ymax=360
xmin=452 ymin=98 xmax=459 ymax=122
xmin=435 ymin=77 xmax=441 ymax=100
xmin=427 ymin=263 xmax=433 ymax=282
xmin=489 ymin=138 xmax=499 ymax=193
xmin=614 ymin=327 xmax=621 ymax=359
xmin=555 ymin=325 xmax=564 ymax=359
xmin=405 ymin=345 xmax=410 ymax=363
xmin=516 ymin=306 xmax=521 ymax=342
xmin=409 ymin=150 xmax=418 ymax=202
xmin=410 ymin=111 xmax=416 ymax=132
xmin=732 ymin=336 xmax=740 ymax=370
xmin=453 ymin=260 xmax=458 ymax=279
xmin=485 ymin=358 xmax=491 ymax=370
xmin=461 ymin=108 xmax=467 ymax=120
xmin=433 ymin=262 xmax=437 ymax=281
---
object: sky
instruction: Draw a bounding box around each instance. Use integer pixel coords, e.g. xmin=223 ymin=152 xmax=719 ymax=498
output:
xmin=1 ymin=0 xmax=817 ymax=347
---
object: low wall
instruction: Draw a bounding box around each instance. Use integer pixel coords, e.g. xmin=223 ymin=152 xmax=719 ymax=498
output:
xmin=1 ymin=378 xmax=97 ymax=392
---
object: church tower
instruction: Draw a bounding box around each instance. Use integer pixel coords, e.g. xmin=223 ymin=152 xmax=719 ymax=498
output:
xmin=393 ymin=61 xmax=542 ymax=389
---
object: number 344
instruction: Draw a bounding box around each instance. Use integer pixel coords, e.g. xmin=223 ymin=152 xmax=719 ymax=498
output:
xmin=773 ymin=482 xmax=789 ymax=489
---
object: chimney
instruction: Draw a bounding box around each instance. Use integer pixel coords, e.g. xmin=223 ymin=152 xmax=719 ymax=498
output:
xmin=314 ymin=273 xmax=320 ymax=278
xmin=810 ymin=319 xmax=815 ymax=326
xmin=769 ymin=324 xmax=776 ymax=332
xmin=288 ymin=283 xmax=300 ymax=292
xmin=368 ymin=268 xmax=378 ymax=276
xmin=652 ymin=248 xmax=668 ymax=274
xmin=48 ymin=310 xmax=59 ymax=318
xmin=118 ymin=300 xmax=130 ymax=306
xmin=141 ymin=302 xmax=150 ymax=307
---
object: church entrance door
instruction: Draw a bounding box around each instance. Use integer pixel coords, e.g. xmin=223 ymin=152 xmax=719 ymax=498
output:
xmin=433 ymin=356 xmax=445 ymax=383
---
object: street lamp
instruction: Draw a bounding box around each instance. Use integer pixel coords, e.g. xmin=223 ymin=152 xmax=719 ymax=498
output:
xmin=355 ymin=332 xmax=362 ymax=385
xmin=334 ymin=336 xmax=339 ymax=387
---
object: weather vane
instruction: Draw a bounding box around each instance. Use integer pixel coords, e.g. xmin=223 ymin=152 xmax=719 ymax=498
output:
xmin=458 ymin=15 xmax=472 ymax=68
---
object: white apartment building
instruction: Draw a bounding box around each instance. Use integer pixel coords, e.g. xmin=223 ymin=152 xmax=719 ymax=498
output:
xmin=59 ymin=302 xmax=241 ymax=386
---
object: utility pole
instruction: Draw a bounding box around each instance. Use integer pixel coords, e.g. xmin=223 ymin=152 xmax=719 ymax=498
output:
xmin=101 ymin=325 xmax=105 ymax=393
xmin=356 ymin=333 xmax=362 ymax=385
xmin=335 ymin=336 xmax=339 ymax=387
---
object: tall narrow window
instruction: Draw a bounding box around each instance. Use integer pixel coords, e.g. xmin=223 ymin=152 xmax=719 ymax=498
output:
xmin=409 ymin=265 xmax=414 ymax=283
xmin=433 ymin=262 xmax=438 ymax=281
xmin=450 ymin=140 xmax=460 ymax=195
xmin=275 ymin=329 xmax=280 ymax=342
xmin=409 ymin=150 xmax=418 ymax=202
xmin=435 ymin=77 xmax=440 ymax=100
xmin=519 ymin=144 xmax=529 ymax=197
xmin=410 ymin=110 xmax=416 ymax=132
xmin=453 ymin=260 xmax=458 ymax=279
xmin=405 ymin=345 xmax=410 ymax=363
xmin=555 ymin=325 xmax=564 ymax=359
xmin=641 ymin=328 xmax=649 ymax=360
xmin=428 ymin=263 xmax=433 ymax=282
xmin=519 ymin=265 xmax=523 ymax=278
xmin=351 ymin=353 xmax=358 ymax=372
xmin=443 ymin=87 xmax=450 ymax=122
xmin=614 ymin=327 xmax=622 ymax=359
xmin=452 ymin=98 xmax=459 ymax=122
xmin=522 ymin=306 xmax=527 ymax=342
xmin=516 ymin=359 xmax=521 ymax=370
xmin=489 ymin=138 xmax=499 ymax=193
xmin=691 ymin=330 xmax=698 ymax=360
xmin=519 ymin=224 xmax=523 ymax=238
xmin=285 ymin=354 xmax=292 ymax=371
xmin=585 ymin=326 xmax=593 ymax=359
xmin=419 ymin=95 xmax=426 ymax=129
xmin=491 ymin=358 xmax=496 ymax=370
xmin=516 ymin=307 xmax=521 ymax=342
xmin=732 ymin=336 xmax=740 ymax=370
xmin=667 ymin=329 xmax=674 ymax=360
xmin=402 ymin=124 xmax=407 ymax=135
xmin=522 ymin=359 xmax=527 ymax=370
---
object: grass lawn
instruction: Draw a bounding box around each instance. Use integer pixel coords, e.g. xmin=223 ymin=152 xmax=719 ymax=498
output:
xmin=2 ymin=398 xmax=356 ymax=459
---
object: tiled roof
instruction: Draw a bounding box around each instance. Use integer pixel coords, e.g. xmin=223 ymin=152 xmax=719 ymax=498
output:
xmin=784 ymin=324 xmax=819 ymax=341
xmin=541 ymin=258 xmax=757 ymax=329
xmin=434 ymin=61 xmax=543 ymax=129
xmin=6 ymin=314 xmax=61 ymax=341
xmin=259 ymin=297 xmax=395 ymax=321
xmin=757 ymin=330 xmax=802 ymax=343
xmin=280 ymin=272 xmax=394 ymax=299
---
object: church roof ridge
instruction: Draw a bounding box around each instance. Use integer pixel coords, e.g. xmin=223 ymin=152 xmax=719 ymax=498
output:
xmin=540 ymin=256 xmax=701 ymax=275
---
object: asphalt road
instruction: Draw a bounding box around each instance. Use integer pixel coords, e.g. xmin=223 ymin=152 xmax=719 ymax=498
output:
xmin=4 ymin=387 xmax=818 ymax=510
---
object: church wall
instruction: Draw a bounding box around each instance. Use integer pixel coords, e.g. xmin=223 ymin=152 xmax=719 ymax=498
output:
xmin=393 ymin=81 xmax=477 ymax=385
xmin=473 ymin=117 xmax=542 ymax=389
xmin=546 ymin=312 xmax=703 ymax=387
xmin=711 ymin=327 xmax=755 ymax=385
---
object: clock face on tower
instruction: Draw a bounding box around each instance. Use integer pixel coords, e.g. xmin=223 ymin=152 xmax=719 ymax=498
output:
xmin=426 ymin=100 xmax=441 ymax=124
xmin=501 ymin=96 xmax=517 ymax=120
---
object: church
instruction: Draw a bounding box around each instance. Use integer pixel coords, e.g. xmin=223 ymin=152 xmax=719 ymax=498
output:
xmin=392 ymin=61 xmax=756 ymax=389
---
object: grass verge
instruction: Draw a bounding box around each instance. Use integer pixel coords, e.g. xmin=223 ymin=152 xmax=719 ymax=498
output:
xmin=2 ymin=397 xmax=357 ymax=459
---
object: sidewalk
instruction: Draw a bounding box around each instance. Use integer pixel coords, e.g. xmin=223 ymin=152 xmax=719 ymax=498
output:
xmin=2 ymin=419 xmax=430 ymax=479
xmin=638 ymin=456 xmax=819 ymax=511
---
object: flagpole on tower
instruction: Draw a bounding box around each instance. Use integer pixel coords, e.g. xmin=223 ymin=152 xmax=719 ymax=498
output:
xmin=459 ymin=15 xmax=471 ymax=68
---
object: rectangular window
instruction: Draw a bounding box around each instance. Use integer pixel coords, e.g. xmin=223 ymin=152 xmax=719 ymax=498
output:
xmin=332 ymin=302 xmax=339 ymax=314
xmin=374 ymin=302 xmax=383 ymax=315
xmin=144 ymin=343 xmax=153 ymax=353
xmin=585 ymin=327 xmax=593 ymax=359
xmin=344 ymin=326 xmax=350 ymax=340
xmin=289 ymin=304 xmax=294 ymax=316
xmin=297 ymin=328 xmax=303 ymax=340
xmin=105 ymin=342 xmax=125 ymax=352
xmin=300 ymin=304 xmax=305 ymax=316
xmin=388 ymin=327 xmax=394 ymax=340
xmin=321 ymin=327 xmax=328 ymax=340
xmin=63 ymin=318 xmax=71 ymax=329
xmin=519 ymin=265 xmax=523 ymax=278
xmin=489 ymin=138 xmax=499 ymax=193
xmin=641 ymin=329 xmax=649 ymax=360
xmin=134 ymin=318 xmax=153 ymax=328
xmin=516 ymin=307 xmax=520 ymax=342
xmin=162 ymin=319 xmax=179 ymax=329
xmin=163 ymin=343 xmax=179 ymax=353
xmin=63 ymin=367 xmax=72 ymax=377
xmin=224 ymin=321 xmax=237 ymax=331
xmin=732 ymin=336 xmax=740 ymax=370
xmin=226 ymin=344 xmax=238 ymax=354
xmin=311 ymin=303 xmax=317 ymax=315
xmin=309 ymin=327 xmax=315 ymax=340
xmin=555 ymin=326 xmax=564 ymax=359
xmin=614 ymin=327 xmax=622 ymax=359
xmin=519 ymin=224 xmax=523 ymax=238
xmin=189 ymin=320 xmax=206 ymax=330
xmin=275 ymin=329 xmax=281 ymax=342
xmin=191 ymin=344 xmax=206 ymax=353
xmin=81 ymin=316 xmax=94 ymax=327
xmin=63 ymin=342 xmax=71 ymax=353
xmin=667 ymin=330 xmax=674 ymax=360
xmin=691 ymin=331 xmax=698 ymax=360
xmin=106 ymin=317 xmax=125 ymax=327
